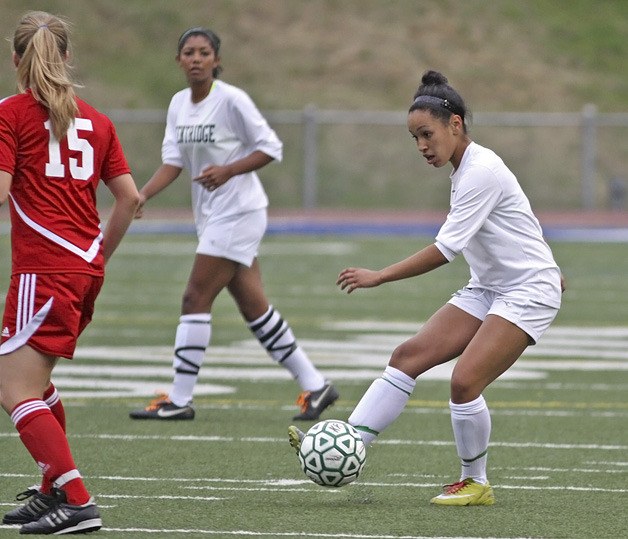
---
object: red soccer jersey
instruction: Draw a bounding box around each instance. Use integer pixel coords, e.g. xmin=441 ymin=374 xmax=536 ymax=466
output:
xmin=0 ymin=91 xmax=131 ymax=275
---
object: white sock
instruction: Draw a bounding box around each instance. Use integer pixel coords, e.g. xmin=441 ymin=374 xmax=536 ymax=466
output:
xmin=348 ymin=366 xmax=415 ymax=446
xmin=248 ymin=306 xmax=325 ymax=391
xmin=169 ymin=313 xmax=212 ymax=407
xmin=450 ymin=395 xmax=491 ymax=484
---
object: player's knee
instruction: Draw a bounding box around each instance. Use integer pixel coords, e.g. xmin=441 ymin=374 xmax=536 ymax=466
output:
xmin=450 ymin=375 xmax=481 ymax=404
xmin=389 ymin=341 xmax=424 ymax=377
xmin=181 ymin=287 xmax=212 ymax=314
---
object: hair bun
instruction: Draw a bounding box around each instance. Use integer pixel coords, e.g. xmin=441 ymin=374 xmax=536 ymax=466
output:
xmin=421 ymin=70 xmax=448 ymax=86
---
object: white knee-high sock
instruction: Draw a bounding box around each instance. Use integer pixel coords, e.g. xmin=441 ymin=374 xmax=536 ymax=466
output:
xmin=169 ymin=313 xmax=212 ymax=407
xmin=248 ymin=305 xmax=325 ymax=391
xmin=348 ymin=366 xmax=415 ymax=446
xmin=449 ymin=395 xmax=491 ymax=484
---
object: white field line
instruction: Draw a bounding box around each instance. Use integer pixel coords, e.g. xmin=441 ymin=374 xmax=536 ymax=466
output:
xmin=61 ymin=528 xmax=532 ymax=539
xmin=1 ymin=471 xmax=626 ymax=495
xmin=0 ymin=432 xmax=625 ymax=451
xmin=6 ymin=322 xmax=626 ymax=399
xmin=4 ymin=468 xmax=625 ymax=483
xmin=0 ymin=524 xmax=499 ymax=539
xmin=181 ymin=483 xmax=628 ymax=493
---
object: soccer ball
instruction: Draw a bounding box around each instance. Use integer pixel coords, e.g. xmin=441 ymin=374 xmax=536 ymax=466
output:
xmin=298 ymin=419 xmax=366 ymax=487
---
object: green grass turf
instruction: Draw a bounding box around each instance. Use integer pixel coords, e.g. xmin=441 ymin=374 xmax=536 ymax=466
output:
xmin=0 ymin=234 xmax=627 ymax=538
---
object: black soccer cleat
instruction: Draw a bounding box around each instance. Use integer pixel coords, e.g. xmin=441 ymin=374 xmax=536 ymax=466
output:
xmin=293 ymin=382 xmax=339 ymax=420
xmin=19 ymin=490 xmax=102 ymax=535
xmin=129 ymin=393 xmax=195 ymax=420
xmin=2 ymin=487 xmax=55 ymax=525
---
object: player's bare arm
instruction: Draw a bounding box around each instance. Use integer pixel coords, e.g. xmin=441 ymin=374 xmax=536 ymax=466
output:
xmin=0 ymin=171 xmax=12 ymax=205
xmin=136 ymin=164 xmax=182 ymax=218
xmin=337 ymin=243 xmax=449 ymax=294
xmin=102 ymin=173 xmax=141 ymax=263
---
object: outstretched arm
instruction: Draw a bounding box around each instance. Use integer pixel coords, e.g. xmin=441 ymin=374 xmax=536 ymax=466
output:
xmin=337 ymin=243 xmax=449 ymax=294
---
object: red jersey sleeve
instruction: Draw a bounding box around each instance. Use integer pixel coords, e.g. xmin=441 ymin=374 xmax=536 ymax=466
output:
xmin=0 ymin=95 xmax=20 ymax=175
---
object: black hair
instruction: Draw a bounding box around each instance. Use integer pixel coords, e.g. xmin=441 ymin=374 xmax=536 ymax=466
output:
xmin=409 ymin=70 xmax=469 ymax=132
xmin=177 ymin=27 xmax=223 ymax=78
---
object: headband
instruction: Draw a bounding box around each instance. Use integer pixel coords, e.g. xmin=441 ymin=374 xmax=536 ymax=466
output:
xmin=177 ymin=27 xmax=220 ymax=53
xmin=412 ymin=95 xmax=457 ymax=113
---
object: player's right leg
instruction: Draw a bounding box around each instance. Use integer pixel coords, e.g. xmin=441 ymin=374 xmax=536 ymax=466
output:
xmin=130 ymin=254 xmax=236 ymax=420
xmin=287 ymin=304 xmax=480 ymax=458
xmin=347 ymin=304 xmax=481 ymax=445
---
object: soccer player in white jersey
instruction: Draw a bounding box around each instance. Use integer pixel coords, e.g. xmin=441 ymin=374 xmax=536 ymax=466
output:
xmin=129 ymin=27 xmax=337 ymax=421
xmin=290 ymin=70 xmax=563 ymax=506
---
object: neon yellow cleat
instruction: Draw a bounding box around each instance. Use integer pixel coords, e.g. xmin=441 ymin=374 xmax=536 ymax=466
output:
xmin=430 ymin=478 xmax=495 ymax=506
xmin=288 ymin=425 xmax=305 ymax=454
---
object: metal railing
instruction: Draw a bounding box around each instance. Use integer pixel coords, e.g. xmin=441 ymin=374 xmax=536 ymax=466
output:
xmin=106 ymin=105 xmax=628 ymax=210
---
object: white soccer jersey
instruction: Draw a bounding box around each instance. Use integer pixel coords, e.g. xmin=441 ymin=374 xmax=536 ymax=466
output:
xmin=434 ymin=142 xmax=561 ymax=307
xmin=161 ymin=80 xmax=283 ymax=228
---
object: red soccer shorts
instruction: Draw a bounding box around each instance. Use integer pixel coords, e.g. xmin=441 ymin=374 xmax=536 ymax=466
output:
xmin=1 ymin=272 xmax=103 ymax=359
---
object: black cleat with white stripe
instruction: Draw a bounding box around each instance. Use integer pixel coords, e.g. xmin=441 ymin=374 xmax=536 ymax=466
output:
xmin=19 ymin=489 xmax=101 ymax=535
xmin=2 ymin=487 xmax=55 ymax=525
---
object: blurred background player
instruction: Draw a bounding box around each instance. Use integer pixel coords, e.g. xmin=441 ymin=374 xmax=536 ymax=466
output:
xmin=291 ymin=70 xmax=563 ymax=506
xmin=0 ymin=11 xmax=140 ymax=534
xmin=129 ymin=27 xmax=337 ymax=422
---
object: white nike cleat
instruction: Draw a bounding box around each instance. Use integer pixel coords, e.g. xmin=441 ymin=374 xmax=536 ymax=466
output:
xmin=293 ymin=382 xmax=339 ymax=420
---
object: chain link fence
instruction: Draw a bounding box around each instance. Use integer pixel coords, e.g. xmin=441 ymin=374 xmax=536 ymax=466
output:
xmin=106 ymin=105 xmax=628 ymax=212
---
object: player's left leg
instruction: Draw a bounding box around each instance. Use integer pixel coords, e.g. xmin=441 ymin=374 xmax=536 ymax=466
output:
xmin=4 ymin=382 xmax=70 ymax=522
xmin=431 ymin=314 xmax=534 ymax=506
xmin=0 ymin=346 xmax=101 ymax=533
xmin=229 ymin=259 xmax=338 ymax=420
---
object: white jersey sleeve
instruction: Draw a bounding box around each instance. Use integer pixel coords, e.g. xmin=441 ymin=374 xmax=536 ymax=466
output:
xmin=434 ymin=162 xmax=503 ymax=261
xmin=225 ymin=89 xmax=282 ymax=162
xmin=161 ymin=91 xmax=185 ymax=169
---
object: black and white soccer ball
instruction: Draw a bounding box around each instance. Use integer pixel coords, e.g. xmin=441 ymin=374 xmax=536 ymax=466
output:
xmin=298 ymin=419 xmax=366 ymax=487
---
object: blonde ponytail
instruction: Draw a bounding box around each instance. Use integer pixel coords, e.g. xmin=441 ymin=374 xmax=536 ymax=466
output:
xmin=13 ymin=11 xmax=78 ymax=140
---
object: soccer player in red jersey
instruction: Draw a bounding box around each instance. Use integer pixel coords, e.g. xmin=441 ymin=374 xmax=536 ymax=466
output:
xmin=0 ymin=11 xmax=140 ymax=535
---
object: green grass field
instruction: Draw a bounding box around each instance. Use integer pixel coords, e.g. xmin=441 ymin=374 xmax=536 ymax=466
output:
xmin=0 ymin=233 xmax=627 ymax=538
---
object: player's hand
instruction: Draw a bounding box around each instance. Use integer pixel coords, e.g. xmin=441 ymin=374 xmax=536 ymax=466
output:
xmin=337 ymin=267 xmax=382 ymax=294
xmin=560 ymin=273 xmax=566 ymax=293
xmin=134 ymin=193 xmax=147 ymax=219
xmin=194 ymin=165 xmax=231 ymax=191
